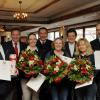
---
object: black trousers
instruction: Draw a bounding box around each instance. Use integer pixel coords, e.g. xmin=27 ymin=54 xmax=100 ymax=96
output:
xmin=39 ymin=80 xmax=51 ymax=100
xmin=0 ymin=76 xmax=22 ymax=100
xmin=95 ymin=70 xmax=100 ymax=100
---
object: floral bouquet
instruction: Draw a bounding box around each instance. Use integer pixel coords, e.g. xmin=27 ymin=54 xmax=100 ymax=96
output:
xmin=67 ymin=58 xmax=94 ymax=84
xmin=17 ymin=49 xmax=43 ymax=79
xmin=43 ymin=55 xmax=68 ymax=83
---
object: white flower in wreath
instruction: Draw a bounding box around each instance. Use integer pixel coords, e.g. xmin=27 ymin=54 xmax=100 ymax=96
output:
xmin=56 ymin=60 xmax=61 ymax=65
xmin=86 ymin=65 xmax=90 ymax=70
xmin=54 ymin=66 xmax=59 ymax=72
xmin=28 ymin=60 xmax=34 ymax=66
xmin=19 ymin=57 xmax=24 ymax=61
xmin=34 ymin=55 xmax=39 ymax=60
xmin=73 ymin=65 xmax=78 ymax=71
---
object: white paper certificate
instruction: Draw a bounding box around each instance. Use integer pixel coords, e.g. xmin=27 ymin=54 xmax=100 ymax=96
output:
xmin=59 ymin=55 xmax=72 ymax=64
xmin=75 ymin=80 xmax=93 ymax=89
xmin=94 ymin=51 xmax=100 ymax=69
xmin=26 ymin=73 xmax=46 ymax=92
xmin=0 ymin=60 xmax=11 ymax=81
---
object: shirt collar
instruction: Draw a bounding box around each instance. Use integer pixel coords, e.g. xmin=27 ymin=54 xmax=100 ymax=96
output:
xmin=27 ymin=46 xmax=38 ymax=51
xmin=12 ymin=41 xmax=19 ymax=46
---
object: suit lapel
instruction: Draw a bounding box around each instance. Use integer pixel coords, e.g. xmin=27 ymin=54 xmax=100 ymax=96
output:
xmin=72 ymin=42 xmax=77 ymax=57
xmin=65 ymin=42 xmax=71 ymax=57
xmin=65 ymin=42 xmax=77 ymax=58
xmin=10 ymin=41 xmax=16 ymax=54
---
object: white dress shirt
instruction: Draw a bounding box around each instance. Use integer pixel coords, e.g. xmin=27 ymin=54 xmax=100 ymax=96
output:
xmin=69 ymin=43 xmax=75 ymax=57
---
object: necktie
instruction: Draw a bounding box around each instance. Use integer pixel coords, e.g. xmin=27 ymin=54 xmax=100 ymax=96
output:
xmin=0 ymin=52 xmax=3 ymax=60
xmin=14 ymin=42 xmax=18 ymax=58
xmin=42 ymin=41 xmax=45 ymax=44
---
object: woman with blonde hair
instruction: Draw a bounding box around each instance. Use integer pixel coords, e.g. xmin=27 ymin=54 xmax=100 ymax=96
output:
xmin=45 ymin=37 xmax=70 ymax=100
xmin=75 ymin=38 xmax=97 ymax=100
xmin=75 ymin=38 xmax=93 ymax=56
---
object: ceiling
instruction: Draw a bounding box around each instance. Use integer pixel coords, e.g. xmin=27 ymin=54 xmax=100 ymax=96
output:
xmin=0 ymin=0 xmax=100 ymax=32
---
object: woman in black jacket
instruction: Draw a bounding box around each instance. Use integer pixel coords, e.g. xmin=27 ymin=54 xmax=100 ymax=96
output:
xmin=75 ymin=38 xmax=97 ymax=100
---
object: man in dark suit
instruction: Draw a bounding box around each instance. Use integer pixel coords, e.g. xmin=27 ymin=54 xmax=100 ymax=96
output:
xmin=64 ymin=28 xmax=77 ymax=100
xmin=64 ymin=28 xmax=77 ymax=58
xmin=2 ymin=28 xmax=27 ymax=100
xmin=37 ymin=27 xmax=52 ymax=61
xmin=90 ymin=23 xmax=100 ymax=100
xmin=36 ymin=27 xmax=52 ymax=100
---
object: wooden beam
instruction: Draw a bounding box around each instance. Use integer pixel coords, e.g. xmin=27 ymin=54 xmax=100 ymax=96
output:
xmin=50 ymin=4 xmax=100 ymax=23
xmin=33 ymin=0 xmax=60 ymax=13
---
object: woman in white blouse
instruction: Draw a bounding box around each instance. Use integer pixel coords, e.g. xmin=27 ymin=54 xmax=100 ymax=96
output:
xmin=21 ymin=33 xmax=39 ymax=100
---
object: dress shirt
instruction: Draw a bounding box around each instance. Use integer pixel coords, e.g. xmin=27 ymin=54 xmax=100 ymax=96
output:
xmin=68 ymin=43 xmax=75 ymax=57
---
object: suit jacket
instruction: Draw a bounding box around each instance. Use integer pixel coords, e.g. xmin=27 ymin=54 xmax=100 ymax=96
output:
xmin=90 ymin=38 xmax=100 ymax=51
xmin=64 ymin=42 xmax=76 ymax=58
xmin=90 ymin=39 xmax=100 ymax=81
xmin=2 ymin=41 xmax=27 ymax=60
xmin=36 ymin=39 xmax=52 ymax=61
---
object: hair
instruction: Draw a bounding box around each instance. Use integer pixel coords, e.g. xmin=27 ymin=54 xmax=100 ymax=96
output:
xmin=11 ymin=28 xmax=20 ymax=34
xmin=96 ymin=22 xmax=100 ymax=25
xmin=66 ymin=28 xmax=77 ymax=37
xmin=75 ymin=38 xmax=93 ymax=56
xmin=28 ymin=33 xmax=36 ymax=39
xmin=38 ymin=27 xmax=48 ymax=34
xmin=52 ymin=37 xmax=64 ymax=50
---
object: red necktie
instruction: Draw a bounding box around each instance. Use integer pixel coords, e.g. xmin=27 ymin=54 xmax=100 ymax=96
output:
xmin=14 ymin=42 xmax=18 ymax=58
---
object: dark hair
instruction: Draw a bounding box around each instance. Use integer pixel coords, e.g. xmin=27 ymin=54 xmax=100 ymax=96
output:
xmin=11 ymin=28 xmax=20 ymax=34
xmin=28 ymin=33 xmax=36 ymax=39
xmin=38 ymin=27 xmax=48 ymax=34
xmin=66 ymin=28 xmax=77 ymax=37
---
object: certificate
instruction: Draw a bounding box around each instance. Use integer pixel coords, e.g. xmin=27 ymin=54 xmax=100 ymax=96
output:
xmin=0 ymin=60 xmax=11 ymax=81
xmin=94 ymin=51 xmax=100 ymax=69
xmin=75 ymin=80 xmax=93 ymax=89
xmin=26 ymin=73 xmax=46 ymax=92
xmin=59 ymin=55 xmax=72 ymax=64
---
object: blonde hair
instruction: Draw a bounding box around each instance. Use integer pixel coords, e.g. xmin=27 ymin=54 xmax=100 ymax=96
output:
xmin=52 ymin=37 xmax=64 ymax=50
xmin=75 ymin=38 xmax=93 ymax=56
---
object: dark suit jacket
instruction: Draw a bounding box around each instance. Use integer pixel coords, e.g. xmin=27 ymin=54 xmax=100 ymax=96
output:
xmin=90 ymin=38 xmax=100 ymax=51
xmin=64 ymin=42 xmax=76 ymax=58
xmin=36 ymin=39 xmax=52 ymax=61
xmin=3 ymin=41 xmax=27 ymax=60
xmin=90 ymin=39 xmax=100 ymax=81
xmin=37 ymin=39 xmax=52 ymax=100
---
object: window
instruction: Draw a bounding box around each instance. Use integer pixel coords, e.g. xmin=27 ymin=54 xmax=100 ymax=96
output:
xmin=48 ymin=31 xmax=60 ymax=40
xmin=55 ymin=31 xmax=60 ymax=38
xmin=85 ymin=27 xmax=96 ymax=41
xmin=76 ymin=29 xmax=83 ymax=40
xmin=36 ymin=34 xmax=39 ymax=39
xmin=48 ymin=32 xmax=54 ymax=40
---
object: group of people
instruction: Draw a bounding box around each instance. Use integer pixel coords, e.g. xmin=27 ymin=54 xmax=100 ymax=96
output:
xmin=0 ymin=23 xmax=100 ymax=100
